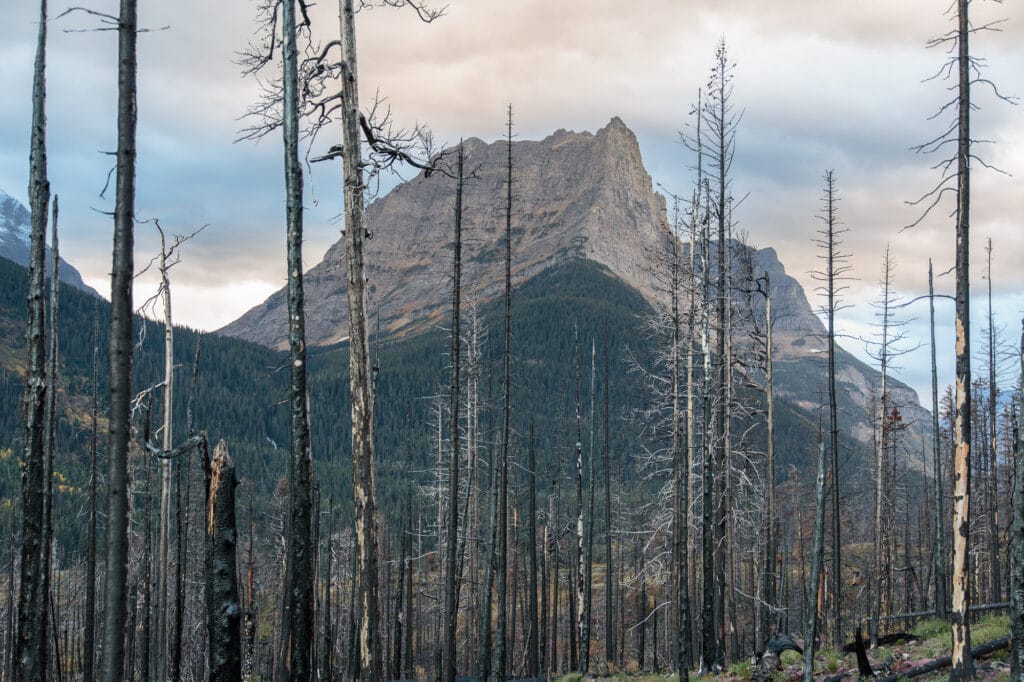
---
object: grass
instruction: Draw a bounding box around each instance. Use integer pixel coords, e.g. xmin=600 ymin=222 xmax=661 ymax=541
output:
xmin=727 ymin=659 xmax=753 ymax=681
xmin=912 ymin=617 xmax=951 ymax=640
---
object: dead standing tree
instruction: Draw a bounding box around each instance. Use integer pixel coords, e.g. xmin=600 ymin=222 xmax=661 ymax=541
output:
xmin=102 ymin=2 xmax=139 ymax=680
xmin=16 ymin=1 xmax=51 ymax=678
xmin=906 ymin=1 xmax=1016 ymax=675
xmin=810 ymin=170 xmax=852 ymax=649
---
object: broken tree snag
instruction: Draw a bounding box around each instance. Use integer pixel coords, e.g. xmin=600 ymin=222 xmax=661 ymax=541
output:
xmin=205 ymin=439 xmax=242 ymax=682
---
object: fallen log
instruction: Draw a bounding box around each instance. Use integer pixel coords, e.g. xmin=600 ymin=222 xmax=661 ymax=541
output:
xmin=875 ymin=636 xmax=1010 ymax=682
xmin=752 ymin=633 xmax=803 ymax=682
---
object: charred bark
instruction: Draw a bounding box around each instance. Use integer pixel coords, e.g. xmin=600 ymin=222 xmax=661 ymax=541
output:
xmin=205 ymin=440 xmax=242 ymax=682
xmin=100 ymin=1 xmax=139 ymax=679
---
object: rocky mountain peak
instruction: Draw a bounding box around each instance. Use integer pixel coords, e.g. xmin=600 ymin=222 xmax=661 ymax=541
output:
xmin=221 ymin=117 xmax=672 ymax=348
xmin=0 ymin=188 xmax=100 ymax=296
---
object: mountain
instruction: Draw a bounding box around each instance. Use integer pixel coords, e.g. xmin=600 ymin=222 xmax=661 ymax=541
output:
xmin=0 ymin=189 xmax=100 ymax=297
xmin=221 ymin=117 xmax=931 ymax=451
xmin=221 ymin=117 xmax=671 ymax=347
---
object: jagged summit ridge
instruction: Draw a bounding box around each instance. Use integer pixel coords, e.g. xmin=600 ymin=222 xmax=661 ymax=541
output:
xmin=220 ymin=116 xmax=672 ymax=348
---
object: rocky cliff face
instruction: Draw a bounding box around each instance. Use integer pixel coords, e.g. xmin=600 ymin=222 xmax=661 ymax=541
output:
xmin=219 ymin=118 xmax=929 ymax=447
xmin=0 ymin=189 xmax=99 ymax=296
xmin=220 ymin=117 xmax=672 ymax=347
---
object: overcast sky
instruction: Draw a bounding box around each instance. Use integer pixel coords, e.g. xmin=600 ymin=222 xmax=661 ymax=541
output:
xmin=0 ymin=0 xmax=1021 ymax=407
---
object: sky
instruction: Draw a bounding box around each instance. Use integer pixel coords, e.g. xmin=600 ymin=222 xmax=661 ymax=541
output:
xmin=0 ymin=0 xmax=1021 ymax=407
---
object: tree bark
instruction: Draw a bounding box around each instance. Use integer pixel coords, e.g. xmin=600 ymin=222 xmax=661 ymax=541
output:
xmin=276 ymin=0 xmax=315 ymax=677
xmin=83 ymin=303 xmax=99 ymax=682
xmin=803 ymin=441 xmax=827 ymax=682
xmin=205 ymin=440 xmax=242 ymax=682
xmin=1009 ymin=320 xmax=1023 ymax=681
xmin=759 ymin=274 xmax=776 ymax=652
xmin=442 ymin=142 xmax=464 ymax=682
xmin=603 ymin=334 xmax=615 ymax=671
xmin=950 ymin=0 xmax=974 ymax=678
xmin=929 ymin=260 xmax=948 ymax=619
xmin=340 ymin=1 xmax=384 ymax=676
xmin=528 ymin=423 xmax=540 ymax=678
xmin=495 ymin=105 xmax=514 ymax=682
xmin=156 ymin=227 xmax=174 ymax=681
xmin=100 ymin=1 xmax=138 ymax=678
xmin=985 ymin=240 xmax=1000 ymax=605
xmin=16 ymin=1 xmax=50 ymax=678
xmin=671 ymin=217 xmax=690 ymax=678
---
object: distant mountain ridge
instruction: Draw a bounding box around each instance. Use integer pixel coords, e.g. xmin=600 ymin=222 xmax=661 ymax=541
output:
xmin=219 ymin=117 xmax=930 ymax=449
xmin=0 ymin=189 xmax=99 ymax=297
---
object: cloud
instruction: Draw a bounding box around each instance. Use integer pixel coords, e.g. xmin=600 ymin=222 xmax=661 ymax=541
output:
xmin=0 ymin=0 xmax=1020 ymax=408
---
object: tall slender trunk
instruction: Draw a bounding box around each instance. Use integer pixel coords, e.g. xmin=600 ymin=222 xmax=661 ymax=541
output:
xmin=338 ymin=1 xmax=381 ymax=678
xmin=950 ymin=0 xmax=974 ymax=677
xmin=759 ymin=275 xmax=776 ymax=651
xmin=100 ymin=0 xmax=138 ymax=678
xmin=581 ymin=341 xmax=596 ymax=674
xmin=699 ymin=170 xmax=717 ymax=673
xmin=1008 ymin=320 xmax=1023 ymax=681
xmin=40 ymin=196 xmax=60 ymax=682
xmin=442 ymin=142 xmax=464 ymax=682
xmin=494 ymin=105 xmax=514 ymax=682
xmin=276 ymin=0 xmax=315 ymax=676
xmin=16 ymin=2 xmax=50 ymax=679
xmin=573 ymin=328 xmax=584 ymax=673
xmin=671 ymin=219 xmax=690 ymax=678
xmin=985 ymin=240 xmax=1001 ymax=604
xmin=549 ymin=411 xmax=562 ymax=676
xmin=477 ymin=358 xmax=497 ymax=681
xmin=84 ymin=303 xmax=99 ymax=682
xmin=603 ymin=334 xmax=615 ymax=671
xmin=871 ymin=251 xmax=892 ymax=647
xmin=156 ymin=228 xmax=174 ymax=682
xmin=929 ymin=260 xmax=948 ymax=619
xmin=527 ymin=423 xmax=540 ymax=678
xmin=714 ymin=72 xmax=729 ymax=669
xmin=824 ymin=172 xmax=843 ymax=650
xmin=803 ymin=442 xmax=827 ymax=682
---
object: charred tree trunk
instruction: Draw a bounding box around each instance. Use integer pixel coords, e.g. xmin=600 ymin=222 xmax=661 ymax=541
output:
xmin=573 ymin=328 xmax=584 ymax=673
xmin=803 ymin=441 xmax=827 ymax=682
xmin=1009 ymin=319 xmax=1023 ymax=681
xmin=871 ymin=249 xmax=893 ymax=648
xmin=100 ymin=0 xmax=138 ymax=678
xmin=205 ymin=440 xmax=242 ymax=682
xmin=824 ymin=172 xmax=843 ymax=650
xmin=950 ymin=0 xmax=974 ymax=677
xmin=16 ymin=1 xmax=50 ymax=679
xmin=527 ymin=423 xmax=540 ymax=678
xmin=581 ymin=342 xmax=596 ymax=674
xmin=338 ymin=0 xmax=383 ymax=676
xmin=442 ymin=142 xmax=465 ymax=682
xmin=671 ymin=218 xmax=690 ymax=678
xmin=603 ymin=336 xmax=616 ymax=671
xmin=929 ymin=260 xmax=948 ymax=619
xmin=758 ymin=274 xmax=776 ymax=652
xmin=985 ymin=240 xmax=1001 ymax=605
xmin=40 ymin=196 xmax=59 ymax=682
xmin=494 ymin=104 xmax=515 ymax=682
xmin=276 ymin=0 xmax=315 ymax=677
xmin=84 ymin=303 xmax=99 ymax=682
xmin=156 ymin=228 xmax=174 ymax=681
